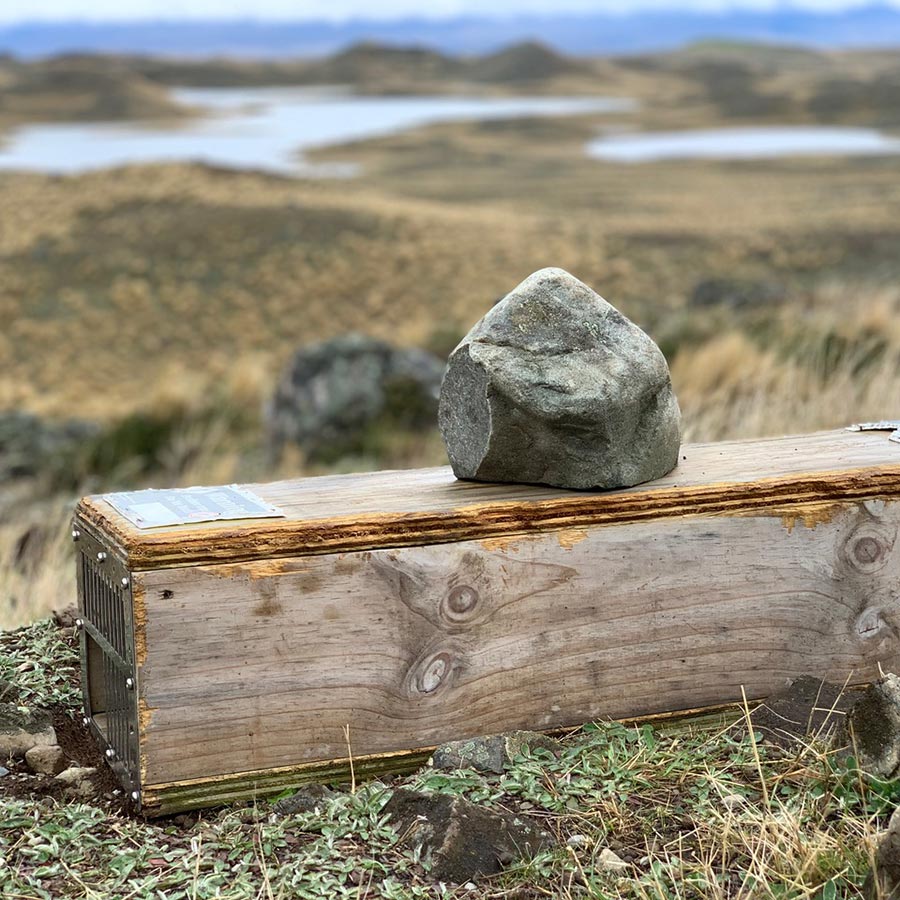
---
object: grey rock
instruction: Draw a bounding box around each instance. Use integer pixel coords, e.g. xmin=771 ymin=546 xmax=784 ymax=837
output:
xmin=267 ymin=334 xmax=444 ymax=463
xmin=0 ymin=702 xmax=56 ymax=759
xmin=432 ymin=731 xmax=559 ymax=774
xmin=25 ymin=744 xmax=68 ymax=776
xmin=0 ymin=766 xmax=8 ymax=777
xmin=749 ymin=675 xmax=854 ymax=749
xmin=383 ymin=788 xmax=554 ymax=883
xmin=271 ymin=783 xmax=334 ymax=816
xmin=438 ymin=268 xmax=681 ymax=490
xmin=840 ymin=674 xmax=900 ymax=778
xmin=54 ymin=766 xmax=99 ymax=798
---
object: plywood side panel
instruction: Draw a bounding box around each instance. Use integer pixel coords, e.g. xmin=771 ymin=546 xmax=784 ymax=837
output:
xmin=80 ymin=430 xmax=900 ymax=569
xmin=136 ymin=498 xmax=900 ymax=787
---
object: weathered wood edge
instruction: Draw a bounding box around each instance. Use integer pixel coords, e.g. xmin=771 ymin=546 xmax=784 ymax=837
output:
xmin=141 ymin=747 xmax=433 ymax=816
xmin=140 ymin=697 xmax=806 ymax=816
xmin=77 ymin=466 xmax=900 ymax=571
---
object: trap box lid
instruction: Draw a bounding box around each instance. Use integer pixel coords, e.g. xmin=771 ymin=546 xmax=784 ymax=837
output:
xmin=74 ymin=429 xmax=900 ymax=572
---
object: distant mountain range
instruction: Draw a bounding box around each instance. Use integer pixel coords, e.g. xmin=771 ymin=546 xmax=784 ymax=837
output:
xmin=3 ymin=6 xmax=900 ymax=59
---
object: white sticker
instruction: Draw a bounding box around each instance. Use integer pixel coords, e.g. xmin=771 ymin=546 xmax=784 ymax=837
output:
xmin=102 ymin=485 xmax=285 ymax=529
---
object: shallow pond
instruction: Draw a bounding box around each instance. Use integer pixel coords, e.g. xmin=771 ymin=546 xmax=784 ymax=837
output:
xmin=587 ymin=126 xmax=900 ymax=162
xmin=0 ymin=86 xmax=632 ymax=176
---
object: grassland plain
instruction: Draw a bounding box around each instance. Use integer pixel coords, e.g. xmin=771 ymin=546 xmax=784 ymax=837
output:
xmin=4 ymin=47 xmax=900 ymax=624
xmin=3 ymin=41 xmax=900 ymax=900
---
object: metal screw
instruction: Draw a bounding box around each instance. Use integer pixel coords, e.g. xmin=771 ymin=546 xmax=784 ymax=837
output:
xmin=82 ymin=717 xmax=90 ymax=727
xmin=71 ymin=529 xmax=81 ymax=541
xmin=121 ymin=577 xmax=129 ymax=587
xmin=125 ymin=677 xmax=135 ymax=690
xmin=105 ymin=748 xmax=115 ymax=759
xmin=131 ymin=791 xmax=140 ymax=802
xmin=97 ymin=552 xmax=107 ymax=562
xmin=75 ymin=618 xmax=84 ymax=630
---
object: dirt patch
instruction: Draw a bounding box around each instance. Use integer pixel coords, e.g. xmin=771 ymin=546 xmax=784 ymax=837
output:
xmin=0 ymin=703 xmax=123 ymax=809
xmin=750 ymin=675 xmax=855 ymax=749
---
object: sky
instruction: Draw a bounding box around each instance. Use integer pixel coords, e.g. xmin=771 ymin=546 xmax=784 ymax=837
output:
xmin=2 ymin=0 xmax=900 ymax=25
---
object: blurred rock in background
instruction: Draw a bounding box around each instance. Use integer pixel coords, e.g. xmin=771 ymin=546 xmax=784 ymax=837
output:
xmin=0 ymin=413 xmax=98 ymax=485
xmin=266 ymin=334 xmax=445 ymax=464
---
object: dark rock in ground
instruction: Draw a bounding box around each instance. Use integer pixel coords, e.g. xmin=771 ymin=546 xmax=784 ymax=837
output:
xmin=384 ymin=788 xmax=554 ymax=883
xmin=438 ymin=267 xmax=681 ymax=490
xmin=865 ymin=806 xmax=900 ymax=899
xmin=839 ymin=674 xmax=900 ymax=778
xmin=267 ymin=334 xmax=444 ymax=463
xmin=431 ymin=731 xmax=559 ymax=774
xmin=689 ymin=277 xmax=785 ymax=311
xmin=0 ymin=702 xmax=57 ymax=759
xmin=272 ymin=783 xmax=334 ymax=816
xmin=749 ymin=675 xmax=854 ymax=749
xmin=0 ymin=411 xmax=97 ymax=483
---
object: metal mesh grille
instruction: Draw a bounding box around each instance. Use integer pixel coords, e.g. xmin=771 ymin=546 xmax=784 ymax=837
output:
xmin=77 ymin=536 xmax=139 ymax=797
xmin=81 ymin=552 xmax=129 ymax=659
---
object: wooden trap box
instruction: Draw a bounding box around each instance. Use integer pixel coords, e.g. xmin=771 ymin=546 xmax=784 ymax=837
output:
xmin=73 ymin=429 xmax=900 ymax=815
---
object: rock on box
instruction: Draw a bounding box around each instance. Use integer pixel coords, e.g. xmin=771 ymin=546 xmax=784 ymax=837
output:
xmin=73 ymin=430 xmax=900 ymax=815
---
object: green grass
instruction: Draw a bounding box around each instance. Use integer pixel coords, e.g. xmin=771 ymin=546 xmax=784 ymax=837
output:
xmin=0 ymin=619 xmax=894 ymax=898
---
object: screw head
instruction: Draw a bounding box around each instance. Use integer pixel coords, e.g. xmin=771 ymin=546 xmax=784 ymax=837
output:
xmin=97 ymin=552 xmax=107 ymax=562
xmin=71 ymin=529 xmax=81 ymax=541
xmin=125 ymin=677 xmax=135 ymax=690
xmin=131 ymin=791 xmax=140 ymax=802
xmin=82 ymin=716 xmax=90 ymax=727
xmin=75 ymin=618 xmax=84 ymax=630
xmin=121 ymin=577 xmax=129 ymax=588
xmin=105 ymin=748 xmax=115 ymax=759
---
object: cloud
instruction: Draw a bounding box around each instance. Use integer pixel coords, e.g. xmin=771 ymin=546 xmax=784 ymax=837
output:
xmin=1 ymin=0 xmax=899 ymax=26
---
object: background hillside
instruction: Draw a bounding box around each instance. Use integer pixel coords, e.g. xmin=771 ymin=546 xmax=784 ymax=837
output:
xmin=1 ymin=37 xmax=900 ymax=632
xmin=4 ymin=5 xmax=900 ymax=58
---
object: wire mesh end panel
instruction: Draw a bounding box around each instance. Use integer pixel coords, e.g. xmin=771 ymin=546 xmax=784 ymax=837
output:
xmin=73 ymin=519 xmax=141 ymax=806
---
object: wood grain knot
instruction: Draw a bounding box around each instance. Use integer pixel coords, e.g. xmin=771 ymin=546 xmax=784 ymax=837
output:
xmin=853 ymin=536 xmax=883 ymax=566
xmin=844 ymin=529 xmax=892 ymax=574
xmin=416 ymin=651 xmax=453 ymax=694
xmin=855 ymin=608 xmax=889 ymax=640
xmin=443 ymin=585 xmax=480 ymax=623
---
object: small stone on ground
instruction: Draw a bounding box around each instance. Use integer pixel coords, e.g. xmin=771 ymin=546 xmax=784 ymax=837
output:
xmin=0 ymin=702 xmax=57 ymax=759
xmin=431 ymin=731 xmax=558 ymax=774
xmin=272 ymin=783 xmax=334 ymax=816
xmin=54 ymin=766 xmax=99 ymax=798
xmin=598 ymin=848 xmax=629 ymax=872
xmin=25 ymin=744 xmax=68 ymax=776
